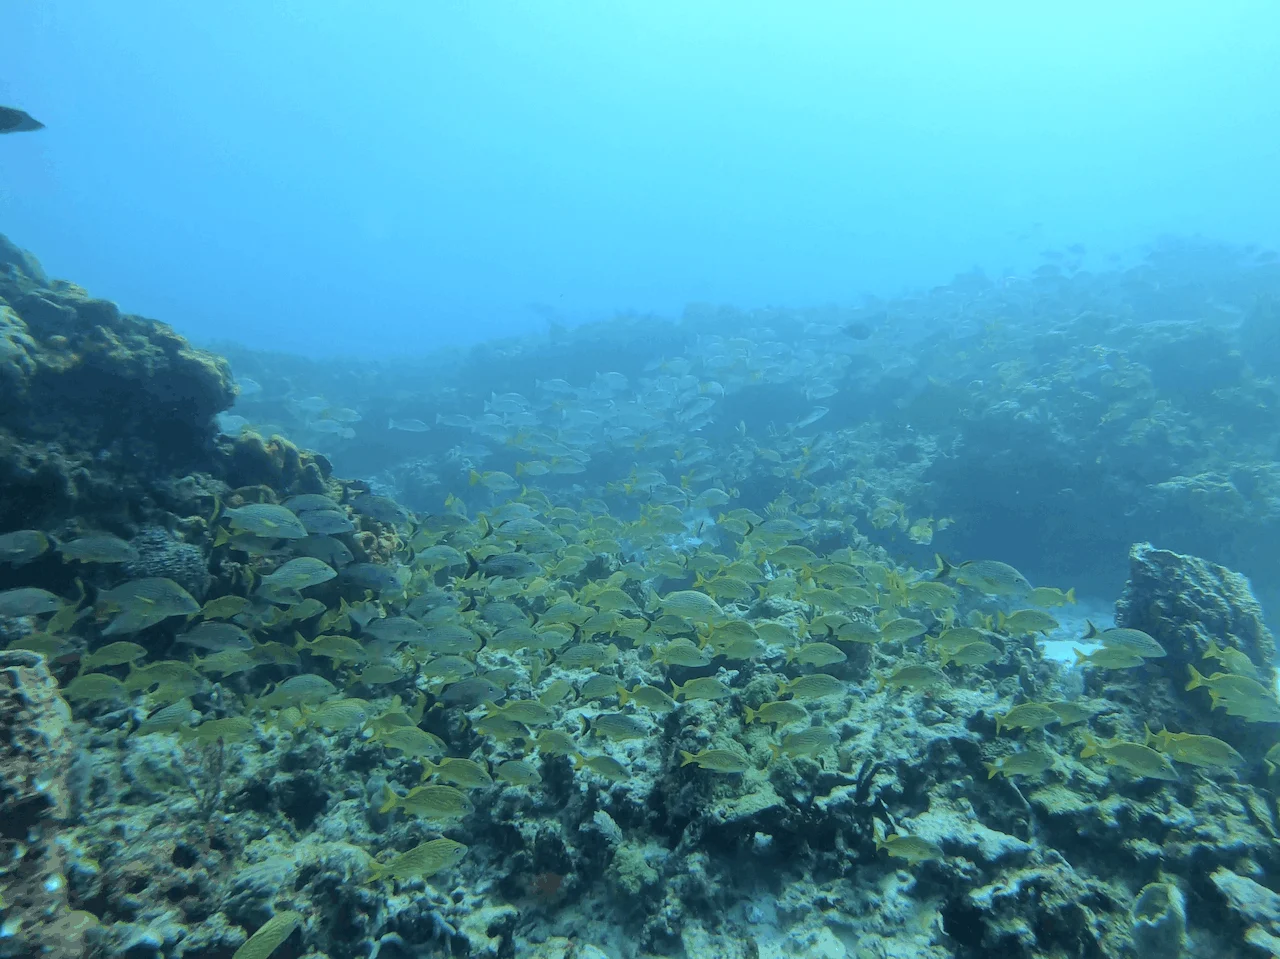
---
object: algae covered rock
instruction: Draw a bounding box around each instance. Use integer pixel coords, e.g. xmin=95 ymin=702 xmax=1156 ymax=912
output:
xmin=1130 ymin=881 xmax=1187 ymax=959
xmin=1116 ymin=541 xmax=1276 ymax=688
xmin=0 ymin=232 xmax=234 ymax=532
xmin=0 ymin=650 xmax=92 ymax=959
xmin=1211 ymin=867 xmax=1280 ymax=957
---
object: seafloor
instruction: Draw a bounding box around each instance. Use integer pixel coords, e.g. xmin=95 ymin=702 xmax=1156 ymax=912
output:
xmin=2 ymin=232 xmax=1280 ymax=959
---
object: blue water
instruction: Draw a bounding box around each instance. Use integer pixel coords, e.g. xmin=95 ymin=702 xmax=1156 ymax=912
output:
xmin=4 ymin=1 xmax=1279 ymax=356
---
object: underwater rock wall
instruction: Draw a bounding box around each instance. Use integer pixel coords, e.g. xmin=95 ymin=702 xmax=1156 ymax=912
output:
xmin=0 ymin=234 xmax=234 ymax=535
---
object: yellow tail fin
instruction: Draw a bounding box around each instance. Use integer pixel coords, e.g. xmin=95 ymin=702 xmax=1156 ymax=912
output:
xmin=1080 ymin=732 xmax=1099 ymax=759
xmin=377 ymin=784 xmax=399 ymax=814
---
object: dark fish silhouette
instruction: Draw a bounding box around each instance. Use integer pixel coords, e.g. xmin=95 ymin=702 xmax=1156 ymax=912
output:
xmin=842 ymin=310 xmax=886 ymax=340
xmin=0 ymin=106 xmax=43 ymax=134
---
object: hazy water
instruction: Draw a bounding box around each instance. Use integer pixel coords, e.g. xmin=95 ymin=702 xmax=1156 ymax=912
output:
xmin=3 ymin=1 xmax=1280 ymax=357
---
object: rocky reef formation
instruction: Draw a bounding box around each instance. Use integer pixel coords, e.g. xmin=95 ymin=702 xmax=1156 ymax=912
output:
xmin=0 ymin=235 xmax=234 ymax=536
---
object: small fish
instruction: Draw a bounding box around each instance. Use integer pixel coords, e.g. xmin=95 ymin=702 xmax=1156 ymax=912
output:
xmin=939 ymin=641 xmax=1002 ymax=667
xmin=62 ymin=673 xmax=128 ymax=703
xmin=1046 ymin=700 xmax=1096 ymax=726
xmin=777 ymin=673 xmax=846 ymax=701
xmin=1202 ymin=639 xmax=1262 ymax=681
xmin=231 ymin=910 xmax=302 ymax=959
xmin=442 ymin=676 xmax=506 ymax=706
xmin=0 ymin=587 xmax=63 ymax=617
xmin=350 ymin=664 xmax=403 ymax=686
xmin=495 ymin=760 xmax=542 ymax=786
xmin=786 ymin=642 xmax=847 ymax=667
xmin=1186 ymin=666 xmax=1280 ymax=721
xmin=534 ymin=729 xmax=578 ymax=756
xmin=1080 ymin=732 xmax=1179 ymax=781
xmin=997 ymin=609 xmax=1060 ymax=636
xmin=57 ymin=533 xmax=139 ymax=564
xmin=294 ymin=633 xmax=369 ymax=665
xmin=658 ymin=589 xmax=725 ymax=623
xmin=879 ymin=618 xmax=928 ymax=643
xmin=1027 ymin=586 xmax=1075 ymax=607
xmin=935 ymin=556 xmax=1032 ymax=596
xmin=680 ymin=748 xmax=751 ymax=773
xmin=1084 ymin=622 xmax=1165 ymax=658
xmin=874 ymin=833 xmax=944 ymax=863
xmin=300 ymin=697 xmax=372 ymax=731
xmin=124 ymin=660 xmax=205 ymax=694
xmin=284 ymin=494 xmax=342 ymax=512
xmin=537 ymin=679 xmax=577 ymax=707
xmin=192 ymin=649 xmax=258 ymax=676
xmin=905 ymin=580 xmax=957 ymax=607
xmin=421 ymin=757 xmax=493 ymax=788
xmin=99 ymin=578 xmax=200 ymax=635
xmin=388 ymin=418 xmax=431 ymax=432
xmin=1147 ymin=726 xmax=1244 ymax=770
xmin=792 ymin=406 xmax=830 ymax=430
xmin=257 ymin=557 xmax=337 ymax=593
xmin=374 ymin=725 xmax=447 ymax=759
xmin=585 ymin=712 xmax=650 ymax=741
xmin=472 ymin=715 xmax=530 ymax=743
xmin=486 ymin=699 xmax=557 ymax=726
xmin=200 ymin=595 xmax=252 ymax=620
xmin=178 ymin=715 xmax=255 ymax=745
xmin=769 ymin=726 xmax=837 ymax=759
xmin=223 ymin=504 xmax=308 ymax=539
xmin=984 ymin=746 xmax=1054 ymax=779
xmin=0 ymin=529 xmax=49 ymax=564
xmin=81 ymin=641 xmax=147 ymax=671
xmin=929 ymin=627 xmax=991 ymax=655
xmin=744 ymin=700 xmax=809 ymax=727
xmin=0 ymin=106 xmax=45 ymax=134
xmin=365 ymin=837 xmax=468 ymax=882
xmin=379 ymin=783 xmax=472 ymax=819
xmin=465 ymin=551 xmax=541 ymax=580
xmin=573 ymin=752 xmax=631 ymax=781
xmin=877 ymin=663 xmax=949 ymax=693
xmin=618 ymin=683 xmax=677 ymax=712
xmin=1073 ymin=646 xmax=1146 ymax=670
xmin=176 ymin=622 xmax=255 ymax=652
xmin=135 ymin=698 xmax=196 ymax=735
xmin=249 ymin=674 xmax=337 ymax=710
xmin=995 ymin=702 xmax=1060 ymax=736
xmin=655 ymin=639 xmax=712 ymax=668
xmin=671 ymin=676 xmax=733 ymax=702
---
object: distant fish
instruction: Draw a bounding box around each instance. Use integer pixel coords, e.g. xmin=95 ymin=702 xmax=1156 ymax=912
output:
xmin=0 ymin=107 xmax=44 ymax=134
xmin=842 ymin=310 xmax=885 ymax=340
xmin=389 ymin=418 xmax=430 ymax=432
xmin=792 ymin=406 xmax=829 ymax=430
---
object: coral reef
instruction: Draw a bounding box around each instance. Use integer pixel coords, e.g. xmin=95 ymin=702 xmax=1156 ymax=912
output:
xmin=3 ymin=231 xmax=1280 ymax=959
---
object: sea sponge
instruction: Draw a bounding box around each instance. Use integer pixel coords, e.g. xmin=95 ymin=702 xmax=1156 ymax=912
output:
xmin=1131 ymin=882 xmax=1186 ymax=959
xmin=125 ymin=526 xmax=211 ymax=600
